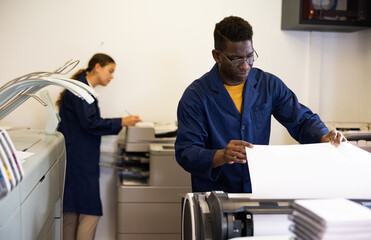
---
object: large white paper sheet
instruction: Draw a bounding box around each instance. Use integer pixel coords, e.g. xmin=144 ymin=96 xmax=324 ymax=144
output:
xmin=245 ymin=142 xmax=371 ymax=199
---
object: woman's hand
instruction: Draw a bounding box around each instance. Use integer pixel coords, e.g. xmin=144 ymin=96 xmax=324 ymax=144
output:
xmin=121 ymin=115 xmax=142 ymax=126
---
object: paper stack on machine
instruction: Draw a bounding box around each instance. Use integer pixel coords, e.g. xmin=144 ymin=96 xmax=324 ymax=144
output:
xmin=290 ymin=198 xmax=371 ymax=240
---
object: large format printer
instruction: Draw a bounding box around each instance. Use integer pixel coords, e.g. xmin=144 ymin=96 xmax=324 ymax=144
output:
xmin=0 ymin=129 xmax=66 ymax=240
xmin=0 ymin=61 xmax=98 ymax=239
xmin=183 ymin=191 xmax=371 ymax=240
xmin=116 ymin=123 xmax=192 ymax=240
xmin=181 ymin=142 xmax=371 ymax=240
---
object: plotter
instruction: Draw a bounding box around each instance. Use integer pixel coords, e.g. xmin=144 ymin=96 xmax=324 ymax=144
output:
xmin=182 ymin=142 xmax=371 ymax=240
xmin=0 ymin=60 xmax=97 ymax=239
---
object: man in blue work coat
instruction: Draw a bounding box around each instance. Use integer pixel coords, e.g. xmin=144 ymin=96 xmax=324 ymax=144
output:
xmin=175 ymin=16 xmax=345 ymax=193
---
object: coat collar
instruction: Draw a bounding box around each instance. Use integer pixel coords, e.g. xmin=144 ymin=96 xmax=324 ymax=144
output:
xmin=78 ymin=74 xmax=99 ymax=101
xmin=209 ymin=64 xmax=259 ymax=118
xmin=78 ymin=73 xmax=89 ymax=84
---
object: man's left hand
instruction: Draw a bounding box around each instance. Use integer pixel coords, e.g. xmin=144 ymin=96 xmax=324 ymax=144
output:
xmin=321 ymin=129 xmax=347 ymax=147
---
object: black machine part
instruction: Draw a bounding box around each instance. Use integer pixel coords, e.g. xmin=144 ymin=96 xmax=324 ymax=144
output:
xmin=183 ymin=191 xmax=293 ymax=240
xmin=207 ymin=191 xmax=293 ymax=240
xmin=182 ymin=191 xmax=371 ymax=240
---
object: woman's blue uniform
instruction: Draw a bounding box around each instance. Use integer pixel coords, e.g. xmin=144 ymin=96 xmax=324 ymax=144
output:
xmin=58 ymin=74 xmax=122 ymax=216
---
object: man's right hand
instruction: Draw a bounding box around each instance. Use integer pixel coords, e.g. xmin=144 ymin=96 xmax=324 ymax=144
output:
xmin=213 ymin=140 xmax=253 ymax=168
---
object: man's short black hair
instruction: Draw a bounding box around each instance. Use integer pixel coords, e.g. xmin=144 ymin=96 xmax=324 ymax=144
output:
xmin=214 ymin=16 xmax=253 ymax=51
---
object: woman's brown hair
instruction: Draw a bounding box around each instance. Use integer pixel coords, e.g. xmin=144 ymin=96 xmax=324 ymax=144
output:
xmin=56 ymin=53 xmax=115 ymax=107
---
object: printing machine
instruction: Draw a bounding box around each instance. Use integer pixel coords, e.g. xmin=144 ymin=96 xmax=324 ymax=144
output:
xmin=116 ymin=122 xmax=178 ymax=185
xmin=181 ymin=142 xmax=371 ymax=240
xmin=183 ymin=191 xmax=292 ymax=240
xmin=182 ymin=191 xmax=371 ymax=240
xmin=121 ymin=122 xmax=178 ymax=152
xmin=0 ymin=61 xmax=97 ymax=239
xmin=116 ymin=123 xmax=192 ymax=240
xmin=0 ymin=129 xmax=66 ymax=240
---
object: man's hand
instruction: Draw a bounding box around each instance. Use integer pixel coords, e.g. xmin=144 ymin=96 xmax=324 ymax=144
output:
xmin=213 ymin=140 xmax=253 ymax=168
xmin=321 ymin=129 xmax=347 ymax=147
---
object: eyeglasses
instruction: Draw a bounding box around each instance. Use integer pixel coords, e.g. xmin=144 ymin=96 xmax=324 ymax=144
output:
xmin=219 ymin=50 xmax=259 ymax=66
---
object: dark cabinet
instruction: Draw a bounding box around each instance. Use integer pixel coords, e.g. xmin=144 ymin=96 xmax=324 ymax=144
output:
xmin=281 ymin=0 xmax=371 ymax=32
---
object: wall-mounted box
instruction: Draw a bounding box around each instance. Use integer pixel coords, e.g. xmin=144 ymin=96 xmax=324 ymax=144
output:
xmin=282 ymin=0 xmax=371 ymax=32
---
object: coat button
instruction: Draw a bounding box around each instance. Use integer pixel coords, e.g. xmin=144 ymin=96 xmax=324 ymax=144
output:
xmin=241 ymin=125 xmax=245 ymax=130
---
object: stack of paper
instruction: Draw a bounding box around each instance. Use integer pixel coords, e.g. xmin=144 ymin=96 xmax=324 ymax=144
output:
xmin=289 ymin=198 xmax=371 ymax=240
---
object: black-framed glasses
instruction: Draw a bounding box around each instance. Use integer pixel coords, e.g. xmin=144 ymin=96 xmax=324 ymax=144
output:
xmin=219 ymin=50 xmax=259 ymax=66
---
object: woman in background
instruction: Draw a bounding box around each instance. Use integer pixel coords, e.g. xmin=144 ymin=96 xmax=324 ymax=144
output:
xmin=57 ymin=53 xmax=142 ymax=240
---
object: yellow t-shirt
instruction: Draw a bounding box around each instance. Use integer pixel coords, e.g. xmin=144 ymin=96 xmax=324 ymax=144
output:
xmin=224 ymin=82 xmax=245 ymax=114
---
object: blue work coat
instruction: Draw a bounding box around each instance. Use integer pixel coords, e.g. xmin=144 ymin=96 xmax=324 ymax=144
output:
xmin=175 ymin=64 xmax=329 ymax=193
xmin=58 ymin=74 xmax=122 ymax=216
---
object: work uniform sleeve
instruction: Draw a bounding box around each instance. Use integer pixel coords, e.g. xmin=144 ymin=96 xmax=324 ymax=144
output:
xmin=67 ymin=91 xmax=122 ymax=136
xmin=270 ymin=77 xmax=329 ymax=144
xmin=175 ymin=87 xmax=220 ymax=181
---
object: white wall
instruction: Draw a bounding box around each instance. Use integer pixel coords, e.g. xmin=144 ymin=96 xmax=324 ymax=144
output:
xmin=1 ymin=1 xmax=371 ymax=239
xmin=1 ymin=0 xmax=370 ymax=144
xmin=361 ymin=29 xmax=371 ymax=121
